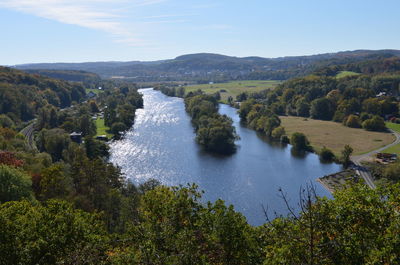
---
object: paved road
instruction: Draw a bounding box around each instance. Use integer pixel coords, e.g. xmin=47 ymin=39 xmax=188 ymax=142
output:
xmin=351 ymin=129 xmax=400 ymax=189
xmin=20 ymin=121 xmax=37 ymax=151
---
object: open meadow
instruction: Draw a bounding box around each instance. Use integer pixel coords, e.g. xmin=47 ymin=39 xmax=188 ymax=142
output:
xmin=383 ymin=122 xmax=400 ymax=154
xmin=185 ymin=80 xmax=281 ymax=102
xmin=95 ymin=118 xmax=113 ymax=138
xmin=335 ymin=71 xmax=360 ymax=79
xmin=280 ymin=116 xmax=395 ymax=155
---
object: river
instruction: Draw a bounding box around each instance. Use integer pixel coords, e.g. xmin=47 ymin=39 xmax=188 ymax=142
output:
xmin=110 ymin=88 xmax=341 ymax=225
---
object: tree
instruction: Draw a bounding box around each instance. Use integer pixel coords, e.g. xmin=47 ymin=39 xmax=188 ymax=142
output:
xmin=89 ymin=100 xmax=100 ymax=113
xmin=291 ymin=132 xmax=311 ymax=151
xmin=0 ymin=200 xmax=109 ymax=264
xmin=345 ymin=114 xmax=361 ymax=128
xmin=112 ymin=185 xmax=262 ymax=264
xmin=362 ymin=115 xmax=386 ymax=131
xmin=238 ymin=99 xmax=256 ymax=121
xmin=49 ymin=107 xmax=58 ymax=128
xmin=296 ymin=99 xmax=310 ymax=117
xmin=319 ymin=146 xmax=335 ymax=162
xmin=78 ymin=114 xmax=96 ymax=136
xmin=271 ymin=126 xmax=286 ymax=140
xmin=36 ymin=129 xmax=71 ymax=161
xmin=111 ymin=122 xmax=128 ymax=136
xmin=263 ymin=116 xmax=281 ymax=136
xmin=0 ymin=114 xmax=14 ymax=128
xmin=362 ymin=98 xmax=381 ymax=115
xmin=262 ymin=184 xmax=400 ymax=264
xmin=39 ymin=163 xmax=73 ymax=200
xmin=310 ymin=98 xmax=335 ymax=120
xmin=84 ymin=136 xmax=110 ymax=159
xmin=0 ymin=151 xmax=24 ymax=167
xmin=341 ymin=144 xmax=353 ymax=168
xmin=0 ymin=165 xmax=34 ymax=203
xmin=196 ymin=115 xmax=237 ymax=154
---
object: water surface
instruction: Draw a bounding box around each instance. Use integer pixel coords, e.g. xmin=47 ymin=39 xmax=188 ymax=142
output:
xmin=110 ymin=89 xmax=341 ymax=225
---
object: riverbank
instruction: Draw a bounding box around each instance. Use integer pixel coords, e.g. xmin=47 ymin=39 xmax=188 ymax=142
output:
xmin=317 ymin=170 xmax=358 ymax=193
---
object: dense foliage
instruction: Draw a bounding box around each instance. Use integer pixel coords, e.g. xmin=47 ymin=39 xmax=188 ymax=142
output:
xmin=24 ymin=69 xmax=101 ymax=83
xmin=238 ymin=99 xmax=281 ymax=137
xmin=184 ymin=93 xmax=238 ymax=154
xmin=3 ymin=179 xmax=400 ymax=264
xmin=235 ymin=57 xmax=400 ymax=134
xmin=0 ymin=67 xmax=86 ymax=125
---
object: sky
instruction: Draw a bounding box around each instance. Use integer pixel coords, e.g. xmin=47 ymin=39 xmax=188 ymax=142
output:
xmin=1 ymin=0 xmax=400 ymax=65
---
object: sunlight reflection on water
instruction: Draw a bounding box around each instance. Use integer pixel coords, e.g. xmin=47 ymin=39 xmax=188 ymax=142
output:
xmin=110 ymin=88 xmax=341 ymax=225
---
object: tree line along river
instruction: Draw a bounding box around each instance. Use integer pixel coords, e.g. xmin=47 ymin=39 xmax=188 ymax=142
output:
xmin=110 ymin=88 xmax=341 ymax=226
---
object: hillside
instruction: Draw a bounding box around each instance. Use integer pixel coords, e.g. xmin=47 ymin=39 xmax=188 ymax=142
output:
xmin=23 ymin=69 xmax=101 ymax=83
xmin=0 ymin=66 xmax=86 ymax=125
xmin=14 ymin=49 xmax=400 ymax=82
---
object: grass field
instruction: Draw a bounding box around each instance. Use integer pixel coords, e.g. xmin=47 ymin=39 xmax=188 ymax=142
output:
xmin=185 ymin=80 xmax=281 ymax=103
xmin=280 ymin=116 xmax=395 ymax=155
xmin=95 ymin=118 xmax=113 ymax=138
xmin=385 ymin=122 xmax=400 ymax=133
xmin=85 ymin=88 xmax=102 ymax=95
xmin=382 ymin=144 xmax=400 ymax=155
xmin=382 ymin=122 xmax=400 ymax=154
xmin=336 ymin=71 xmax=360 ymax=79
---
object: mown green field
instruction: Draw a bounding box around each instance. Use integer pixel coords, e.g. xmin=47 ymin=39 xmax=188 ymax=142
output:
xmin=185 ymin=80 xmax=281 ymax=102
xmin=336 ymin=71 xmax=360 ymax=79
xmin=383 ymin=122 xmax=400 ymax=154
xmin=85 ymin=88 xmax=102 ymax=95
xmin=95 ymin=118 xmax=113 ymax=138
xmin=385 ymin=122 xmax=400 ymax=133
xmin=382 ymin=144 xmax=400 ymax=155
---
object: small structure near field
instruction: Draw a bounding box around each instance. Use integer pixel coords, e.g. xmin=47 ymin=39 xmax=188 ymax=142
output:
xmin=376 ymin=153 xmax=397 ymax=164
xmin=86 ymin=91 xmax=97 ymax=99
xmin=70 ymin=132 xmax=82 ymax=144
xmin=96 ymin=135 xmax=109 ymax=142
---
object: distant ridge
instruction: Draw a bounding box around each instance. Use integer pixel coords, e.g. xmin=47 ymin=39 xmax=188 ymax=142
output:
xmin=13 ymin=49 xmax=400 ymax=82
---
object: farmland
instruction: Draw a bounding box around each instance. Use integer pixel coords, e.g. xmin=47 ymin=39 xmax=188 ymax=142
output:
xmin=185 ymin=80 xmax=281 ymax=102
xmin=280 ymin=116 xmax=395 ymax=155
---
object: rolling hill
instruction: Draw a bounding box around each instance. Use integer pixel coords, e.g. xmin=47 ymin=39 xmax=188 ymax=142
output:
xmin=13 ymin=49 xmax=400 ymax=82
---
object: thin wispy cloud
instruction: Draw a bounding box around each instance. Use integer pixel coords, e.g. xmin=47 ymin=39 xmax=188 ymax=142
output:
xmin=142 ymin=14 xmax=194 ymax=19
xmin=0 ymin=0 xmax=168 ymax=45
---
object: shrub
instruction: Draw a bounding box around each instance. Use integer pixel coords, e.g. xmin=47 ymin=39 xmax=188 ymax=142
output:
xmin=271 ymin=126 xmax=285 ymax=140
xmin=290 ymin=132 xmax=312 ymax=151
xmin=345 ymin=115 xmax=361 ymax=128
xmin=319 ymin=146 xmax=335 ymax=162
xmin=280 ymin=135 xmax=290 ymax=144
xmin=111 ymin=122 xmax=128 ymax=135
xmin=362 ymin=116 xmax=386 ymax=131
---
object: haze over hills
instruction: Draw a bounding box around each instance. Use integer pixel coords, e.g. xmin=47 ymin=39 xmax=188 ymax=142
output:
xmin=14 ymin=49 xmax=400 ymax=82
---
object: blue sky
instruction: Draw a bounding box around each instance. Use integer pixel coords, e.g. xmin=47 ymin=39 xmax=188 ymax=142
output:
xmin=1 ymin=0 xmax=399 ymax=65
